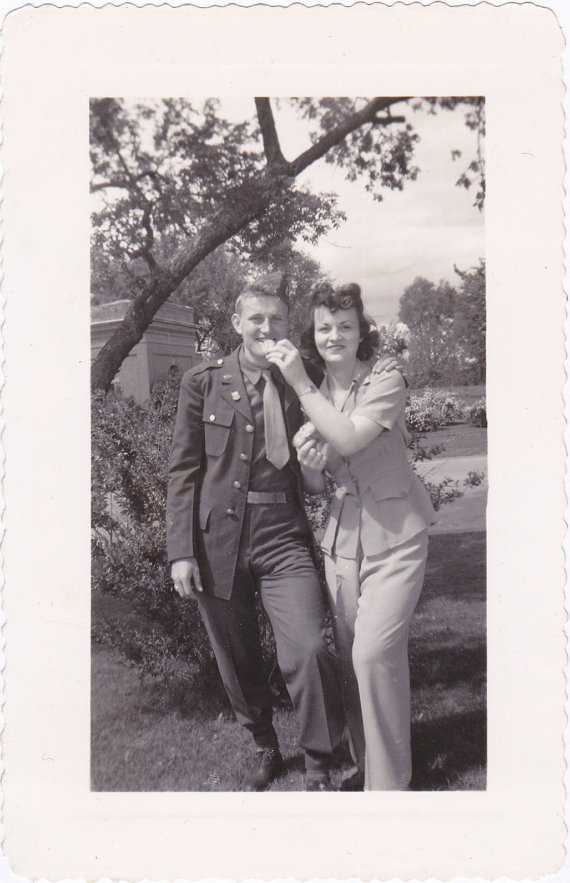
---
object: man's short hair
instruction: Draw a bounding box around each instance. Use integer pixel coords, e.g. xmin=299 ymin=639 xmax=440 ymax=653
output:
xmin=235 ymin=273 xmax=289 ymax=313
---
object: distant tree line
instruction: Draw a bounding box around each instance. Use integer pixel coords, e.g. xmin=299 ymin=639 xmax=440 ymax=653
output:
xmin=377 ymin=259 xmax=485 ymax=387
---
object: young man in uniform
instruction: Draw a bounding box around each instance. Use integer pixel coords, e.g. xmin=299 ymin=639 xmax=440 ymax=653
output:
xmin=167 ymin=275 xmax=344 ymax=791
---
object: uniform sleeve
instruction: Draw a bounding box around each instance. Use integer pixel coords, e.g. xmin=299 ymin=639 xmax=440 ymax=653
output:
xmin=166 ymin=369 xmax=206 ymax=561
xmin=351 ymin=369 xmax=406 ymax=431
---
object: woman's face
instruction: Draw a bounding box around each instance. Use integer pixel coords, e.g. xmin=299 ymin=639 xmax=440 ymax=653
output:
xmin=313 ymin=305 xmax=361 ymax=366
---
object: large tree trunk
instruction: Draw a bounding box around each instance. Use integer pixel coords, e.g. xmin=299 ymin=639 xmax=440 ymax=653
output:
xmin=91 ymin=179 xmax=278 ymax=392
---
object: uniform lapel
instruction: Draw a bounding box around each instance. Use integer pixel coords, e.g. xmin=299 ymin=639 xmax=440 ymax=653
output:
xmin=218 ymin=348 xmax=253 ymax=420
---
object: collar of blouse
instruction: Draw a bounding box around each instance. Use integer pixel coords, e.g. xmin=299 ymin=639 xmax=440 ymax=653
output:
xmin=321 ymin=360 xmax=371 ymax=412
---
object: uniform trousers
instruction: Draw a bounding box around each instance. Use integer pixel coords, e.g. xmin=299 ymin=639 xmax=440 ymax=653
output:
xmin=324 ymin=529 xmax=428 ymax=790
xmin=197 ymin=500 xmax=344 ymax=757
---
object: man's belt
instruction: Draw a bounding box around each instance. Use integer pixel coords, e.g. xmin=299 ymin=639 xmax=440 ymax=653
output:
xmin=246 ymin=490 xmax=291 ymax=504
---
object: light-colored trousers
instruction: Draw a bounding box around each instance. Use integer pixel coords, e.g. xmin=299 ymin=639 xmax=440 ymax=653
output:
xmin=324 ymin=529 xmax=428 ymax=790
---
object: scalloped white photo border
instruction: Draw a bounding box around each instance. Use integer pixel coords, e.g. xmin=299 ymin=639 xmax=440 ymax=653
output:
xmin=0 ymin=1 xmax=568 ymax=881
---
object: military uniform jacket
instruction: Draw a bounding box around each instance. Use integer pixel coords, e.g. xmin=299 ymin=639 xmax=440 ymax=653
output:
xmin=166 ymin=347 xmax=320 ymax=599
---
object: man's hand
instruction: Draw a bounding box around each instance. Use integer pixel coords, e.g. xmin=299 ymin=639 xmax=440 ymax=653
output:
xmin=372 ymin=354 xmax=408 ymax=387
xmin=372 ymin=354 xmax=402 ymax=375
xmin=293 ymin=422 xmax=329 ymax=470
xmin=296 ymin=437 xmax=328 ymax=471
xmin=171 ymin=557 xmax=204 ymax=597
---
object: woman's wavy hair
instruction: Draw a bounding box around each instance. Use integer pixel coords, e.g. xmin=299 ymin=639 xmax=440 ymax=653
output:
xmin=300 ymin=282 xmax=379 ymax=366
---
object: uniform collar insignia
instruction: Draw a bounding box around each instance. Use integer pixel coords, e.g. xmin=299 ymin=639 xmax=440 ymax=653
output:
xmin=222 ymin=374 xmax=233 ymax=383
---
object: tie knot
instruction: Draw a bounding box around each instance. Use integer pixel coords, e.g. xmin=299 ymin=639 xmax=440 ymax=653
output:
xmin=262 ymin=370 xmax=273 ymax=384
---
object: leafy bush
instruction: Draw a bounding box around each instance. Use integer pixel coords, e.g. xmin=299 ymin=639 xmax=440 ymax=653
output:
xmin=405 ymin=388 xmax=466 ymax=433
xmin=92 ymin=371 xmax=224 ymax=699
xmin=464 ymin=470 xmax=486 ymax=487
xmin=422 ymin=477 xmax=463 ymax=511
xmin=467 ymin=398 xmax=487 ymax=427
xmin=407 ymin=436 xmax=445 ymax=463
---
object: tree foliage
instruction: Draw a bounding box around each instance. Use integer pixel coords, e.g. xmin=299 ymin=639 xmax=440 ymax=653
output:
xmin=453 ymin=259 xmax=486 ymax=383
xmin=398 ymin=259 xmax=485 ymax=386
xmin=174 ymin=244 xmax=328 ymax=357
xmin=91 ymin=96 xmax=485 ymax=391
xmin=417 ymin=97 xmax=485 ymax=210
xmin=399 ymin=276 xmax=458 ymax=384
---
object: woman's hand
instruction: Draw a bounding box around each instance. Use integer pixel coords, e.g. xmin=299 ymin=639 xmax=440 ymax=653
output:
xmin=266 ymin=339 xmax=308 ymax=390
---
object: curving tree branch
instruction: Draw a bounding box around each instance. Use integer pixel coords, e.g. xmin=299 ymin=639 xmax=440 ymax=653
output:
xmin=288 ymin=97 xmax=408 ymax=176
xmin=255 ymin=98 xmax=287 ymax=168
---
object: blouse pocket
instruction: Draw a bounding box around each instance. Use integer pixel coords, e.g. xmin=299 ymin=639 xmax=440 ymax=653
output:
xmin=202 ymin=402 xmax=234 ymax=456
xmin=368 ymin=469 xmax=414 ymax=501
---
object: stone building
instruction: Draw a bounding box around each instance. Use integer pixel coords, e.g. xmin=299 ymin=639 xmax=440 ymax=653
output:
xmin=91 ymin=300 xmax=199 ymax=403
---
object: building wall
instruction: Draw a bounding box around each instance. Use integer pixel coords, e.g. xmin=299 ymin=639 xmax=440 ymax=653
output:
xmin=91 ymin=300 xmax=199 ymax=403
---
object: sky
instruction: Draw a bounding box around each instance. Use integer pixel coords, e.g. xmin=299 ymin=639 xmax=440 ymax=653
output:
xmin=255 ymin=99 xmax=485 ymax=326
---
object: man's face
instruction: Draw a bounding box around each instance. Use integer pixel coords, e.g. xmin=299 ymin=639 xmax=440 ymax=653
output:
xmin=231 ymin=294 xmax=290 ymax=367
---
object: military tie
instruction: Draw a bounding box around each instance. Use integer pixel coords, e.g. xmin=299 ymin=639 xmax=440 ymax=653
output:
xmin=262 ymin=370 xmax=290 ymax=469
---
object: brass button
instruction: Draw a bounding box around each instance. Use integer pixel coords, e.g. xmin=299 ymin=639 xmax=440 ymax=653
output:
xmin=245 ymin=424 xmax=254 ymax=433
xmin=217 ymin=359 xmax=224 ymax=365
xmin=239 ymin=453 xmax=248 ymax=461
xmin=226 ymin=508 xmax=235 ymax=516
xmin=209 ymin=414 xmax=216 ymax=422
xmin=233 ymin=480 xmax=241 ymax=489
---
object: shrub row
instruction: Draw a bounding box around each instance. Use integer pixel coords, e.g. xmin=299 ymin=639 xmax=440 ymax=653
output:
xmin=405 ymin=389 xmax=486 ymax=433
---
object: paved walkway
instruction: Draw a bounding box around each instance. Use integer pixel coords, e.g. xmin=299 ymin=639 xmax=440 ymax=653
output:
xmin=415 ymin=454 xmax=488 ymax=535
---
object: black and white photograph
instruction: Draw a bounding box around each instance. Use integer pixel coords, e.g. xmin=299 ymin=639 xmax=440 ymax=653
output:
xmin=90 ymin=96 xmax=487 ymax=793
xmin=1 ymin=3 xmax=566 ymax=880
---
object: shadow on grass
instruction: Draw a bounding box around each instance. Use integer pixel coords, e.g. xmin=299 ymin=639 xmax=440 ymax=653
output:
xmin=410 ymin=643 xmax=486 ymax=690
xmin=421 ymin=530 xmax=486 ymax=601
xmin=410 ymin=707 xmax=487 ymax=790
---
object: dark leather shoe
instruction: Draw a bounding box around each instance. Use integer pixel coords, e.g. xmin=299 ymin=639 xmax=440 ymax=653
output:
xmin=243 ymin=748 xmax=283 ymax=791
xmin=339 ymin=769 xmax=365 ymax=791
xmin=305 ymin=774 xmax=335 ymax=792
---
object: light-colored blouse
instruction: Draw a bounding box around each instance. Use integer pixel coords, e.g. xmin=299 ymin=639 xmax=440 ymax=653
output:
xmin=319 ymin=361 xmax=436 ymax=559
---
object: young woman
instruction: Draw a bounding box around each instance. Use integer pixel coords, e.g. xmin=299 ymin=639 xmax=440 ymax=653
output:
xmin=266 ymin=282 xmax=435 ymax=791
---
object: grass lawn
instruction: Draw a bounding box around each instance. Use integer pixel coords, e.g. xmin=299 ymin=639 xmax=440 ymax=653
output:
xmin=429 ymin=424 xmax=487 ymax=458
xmin=91 ymin=530 xmax=486 ymax=792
